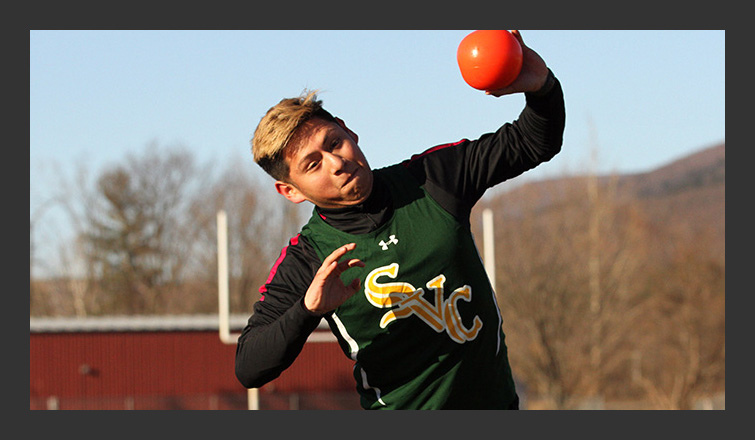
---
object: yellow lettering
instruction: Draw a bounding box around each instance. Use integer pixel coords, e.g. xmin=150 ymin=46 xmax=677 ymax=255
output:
xmin=364 ymin=264 xmax=482 ymax=342
xmin=445 ymin=286 xmax=483 ymax=342
xmin=365 ymin=263 xmax=416 ymax=308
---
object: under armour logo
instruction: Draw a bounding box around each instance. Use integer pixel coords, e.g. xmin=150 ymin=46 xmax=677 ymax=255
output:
xmin=378 ymin=235 xmax=398 ymax=250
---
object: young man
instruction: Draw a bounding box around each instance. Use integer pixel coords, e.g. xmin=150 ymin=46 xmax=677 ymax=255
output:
xmin=236 ymin=30 xmax=565 ymax=409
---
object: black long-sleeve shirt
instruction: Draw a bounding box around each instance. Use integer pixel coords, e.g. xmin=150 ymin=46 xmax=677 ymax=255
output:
xmin=235 ymin=72 xmax=565 ymax=389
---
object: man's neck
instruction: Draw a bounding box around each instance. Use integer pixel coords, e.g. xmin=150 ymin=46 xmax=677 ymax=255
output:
xmin=315 ymin=173 xmax=392 ymax=234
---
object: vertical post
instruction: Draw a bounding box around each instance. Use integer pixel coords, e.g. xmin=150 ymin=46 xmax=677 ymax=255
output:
xmin=217 ymin=210 xmax=230 ymax=343
xmin=482 ymin=208 xmax=496 ymax=293
xmin=248 ymin=388 xmax=259 ymax=410
xmin=218 ymin=210 xmax=259 ymax=410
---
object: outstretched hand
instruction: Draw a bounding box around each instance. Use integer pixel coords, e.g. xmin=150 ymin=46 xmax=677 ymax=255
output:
xmin=304 ymin=243 xmax=365 ymax=315
xmin=486 ymin=30 xmax=550 ymax=97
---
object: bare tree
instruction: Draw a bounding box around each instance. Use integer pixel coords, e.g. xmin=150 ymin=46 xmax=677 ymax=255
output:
xmin=76 ymin=144 xmax=203 ymax=314
xmin=32 ymin=145 xmax=309 ymax=317
xmin=185 ymin=156 xmax=306 ymax=315
xmin=632 ymin=231 xmax=725 ymax=409
xmin=30 ymin=196 xmax=62 ymax=313
xmin=484 ymin=175 xmax=652 ymax=409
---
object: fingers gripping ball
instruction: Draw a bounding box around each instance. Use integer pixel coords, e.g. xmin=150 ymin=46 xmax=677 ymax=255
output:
xmin=457 ymin=30 xmax=523 ymax=91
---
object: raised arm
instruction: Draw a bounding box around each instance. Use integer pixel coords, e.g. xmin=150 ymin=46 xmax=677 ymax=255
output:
xmin=403 ymin=72 xmax=565 ymax=222
xmin=402 ymin=31 xmax=564 ymax=222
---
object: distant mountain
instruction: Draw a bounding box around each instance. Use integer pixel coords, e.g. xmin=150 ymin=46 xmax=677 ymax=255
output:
xmin=618 ymin=143 xmax=724 ymax=254
xmin=482 ymin=142 xmax=725 ymax=261
xmin=617 ymin=143 xmax=725 ymax=199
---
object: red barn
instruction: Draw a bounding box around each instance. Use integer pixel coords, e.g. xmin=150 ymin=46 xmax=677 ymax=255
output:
xmin=29 ymin=315 xmax=359 ymax=410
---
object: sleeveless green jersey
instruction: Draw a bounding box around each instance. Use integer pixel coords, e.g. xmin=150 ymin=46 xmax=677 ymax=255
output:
xmin=300 ymin=164 xmax=516 ymax=409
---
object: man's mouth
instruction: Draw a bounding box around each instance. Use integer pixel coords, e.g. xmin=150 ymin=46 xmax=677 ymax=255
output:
xmin=342 ymin=169 xmax=358 ymax=187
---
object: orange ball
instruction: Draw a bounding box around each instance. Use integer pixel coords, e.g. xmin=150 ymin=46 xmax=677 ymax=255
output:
xmin=457 ymin=30 xmax=523 ymax=91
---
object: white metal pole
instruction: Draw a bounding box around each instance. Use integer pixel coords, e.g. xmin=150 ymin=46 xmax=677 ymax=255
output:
xmin=248 ymin=388 xmax=259 ymax=410
xmin=217 ymin=210 xmax=231 ymax=343
xmin=217 ymin=210 xmax=259 ymax=410
xmin=482 ymin=208 xmax=496 ymax=293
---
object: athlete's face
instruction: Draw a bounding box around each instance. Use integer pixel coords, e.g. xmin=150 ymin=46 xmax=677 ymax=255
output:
xmin=275 ymin=117 xmax=373 ymax=209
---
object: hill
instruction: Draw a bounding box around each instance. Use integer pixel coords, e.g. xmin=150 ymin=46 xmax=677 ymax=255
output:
xmin=481 ymin=142 xmax=725 ymax=260
xmin=616 ymin=142 xmax=725 ymax=198
xmin=619 ymin=143 xmax=725 ymax=259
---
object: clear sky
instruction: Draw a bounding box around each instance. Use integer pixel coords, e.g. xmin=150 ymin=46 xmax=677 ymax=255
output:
xmin=30 ymin=30 xmax=725 ymax=270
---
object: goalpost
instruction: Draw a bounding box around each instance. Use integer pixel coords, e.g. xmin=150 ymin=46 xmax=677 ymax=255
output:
xmin=216 ymin=210 xmax=258 ymax=410
xmin=217 ymin=210 xmax=336 ymax=410
xmin=482 ymin=208 xmax=496 ymax=293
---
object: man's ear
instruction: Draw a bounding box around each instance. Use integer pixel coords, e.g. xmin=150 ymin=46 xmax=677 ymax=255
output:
xmin=335 ymin=117 xmax=358 ymax=144
xmin=274 ymin=180 xmax=307 ymax=204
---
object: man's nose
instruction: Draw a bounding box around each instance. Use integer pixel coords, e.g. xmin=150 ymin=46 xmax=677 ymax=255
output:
xmin=324 ymin=152 xmax=347 ymax=173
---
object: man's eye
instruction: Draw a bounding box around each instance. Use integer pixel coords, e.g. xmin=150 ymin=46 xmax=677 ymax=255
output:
xmin=306 ymin=160 xmax=319 ymax=171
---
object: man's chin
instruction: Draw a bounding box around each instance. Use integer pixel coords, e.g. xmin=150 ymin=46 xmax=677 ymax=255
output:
xmin=349 ymin=174 xmax=373 ymax=202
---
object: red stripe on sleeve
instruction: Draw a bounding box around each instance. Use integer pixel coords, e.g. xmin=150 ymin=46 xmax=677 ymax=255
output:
xmin=258 ymin=234 xmax=301 ymax=300
xmin=401 ymin=139 xmax=468 ymax=167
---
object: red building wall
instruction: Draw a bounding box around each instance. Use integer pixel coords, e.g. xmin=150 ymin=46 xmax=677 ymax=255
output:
xmin=30 ymin=329 xmax=357 ymax=410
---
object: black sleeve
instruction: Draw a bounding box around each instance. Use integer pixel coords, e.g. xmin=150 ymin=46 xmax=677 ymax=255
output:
xmin=234 ymin=234 xmax=324 ymax=389
xmin=403 ymin=71 xmax=565 ymax=223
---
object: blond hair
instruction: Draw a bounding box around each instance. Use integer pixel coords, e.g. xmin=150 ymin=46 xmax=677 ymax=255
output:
xmin=251 ymin=90 xmax=335 ymax=181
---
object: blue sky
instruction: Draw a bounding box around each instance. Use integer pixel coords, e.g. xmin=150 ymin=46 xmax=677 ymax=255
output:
xmin=30 ymin=30 xmax=724 ymax=178
xmin=30 ymin=30 xmax=725 ymax=269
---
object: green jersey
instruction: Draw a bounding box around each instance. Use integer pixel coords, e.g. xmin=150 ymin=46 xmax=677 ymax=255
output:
xmin=301 ymin=164 xmax=517 ymax=409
